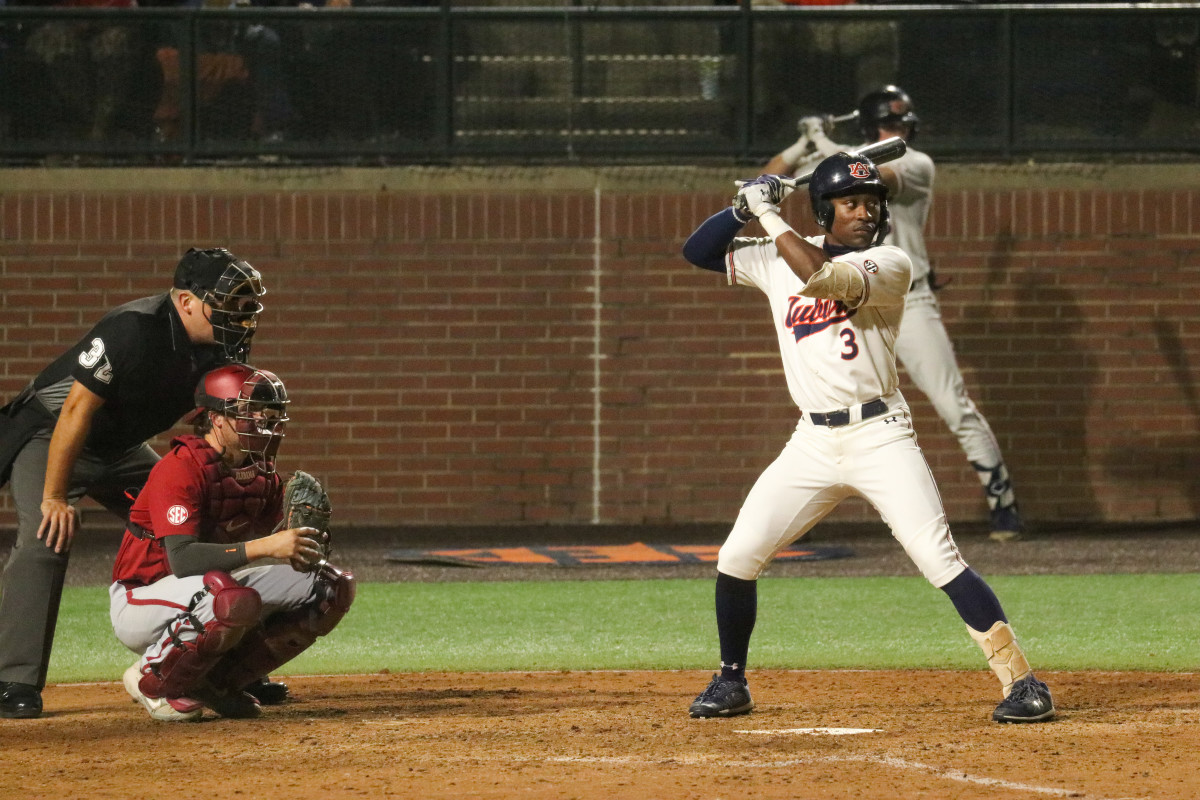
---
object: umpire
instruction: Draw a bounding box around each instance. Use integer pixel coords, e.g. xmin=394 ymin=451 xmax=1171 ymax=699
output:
xmin=0 ymin=248 xmax=265 ymax=719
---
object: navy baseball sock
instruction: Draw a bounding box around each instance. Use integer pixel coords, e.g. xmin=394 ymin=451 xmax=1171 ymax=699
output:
xmin=715 ymin=571 xmax=757 ymax=682
xmin=941 ymin=568 xmax=1007 ymax=632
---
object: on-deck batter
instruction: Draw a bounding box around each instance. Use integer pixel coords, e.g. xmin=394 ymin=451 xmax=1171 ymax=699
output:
xmin=765 ymin=85 xmax=1025 ymax=541
xmin=680 ymin=155 xmax=1054 ymax=723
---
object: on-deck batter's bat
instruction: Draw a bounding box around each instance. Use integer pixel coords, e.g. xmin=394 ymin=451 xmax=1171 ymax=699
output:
xmin=827 ymin=110 xmax=860 ymax=126
xmin=781 ymin=136 xmax=907 ymax=188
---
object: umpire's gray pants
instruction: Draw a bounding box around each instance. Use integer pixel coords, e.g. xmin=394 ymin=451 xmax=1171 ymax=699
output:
xmin=0 ymin=431 xmax=160 ymax=687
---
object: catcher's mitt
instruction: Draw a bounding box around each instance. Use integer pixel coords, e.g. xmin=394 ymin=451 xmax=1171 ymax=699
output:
xmin=279 ymin=470 xmax=332 ymax=573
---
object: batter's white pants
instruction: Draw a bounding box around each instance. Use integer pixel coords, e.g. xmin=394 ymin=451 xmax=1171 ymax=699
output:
xmin=109 ymin=565 xmax=321 ymax=672
xmin=717 ymin=398 xmax=969 ymax=588
xmin=893 ymin=284 xmax=1006 ymax=470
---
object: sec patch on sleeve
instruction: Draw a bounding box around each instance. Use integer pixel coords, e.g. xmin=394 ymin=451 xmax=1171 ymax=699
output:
xmin=166 ymin=505 xmax=190 ymax=526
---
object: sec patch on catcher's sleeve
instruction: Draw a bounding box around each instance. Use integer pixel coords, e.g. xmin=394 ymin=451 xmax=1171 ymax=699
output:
xmin=166 ymin=505 xmax=190 ymax=525
xmin=863 ymin=260 xmax=879 ymax=273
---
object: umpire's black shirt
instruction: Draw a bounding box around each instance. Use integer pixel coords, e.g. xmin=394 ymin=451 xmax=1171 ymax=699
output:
xmin=27 ymin=294 xmax=229 ymax=457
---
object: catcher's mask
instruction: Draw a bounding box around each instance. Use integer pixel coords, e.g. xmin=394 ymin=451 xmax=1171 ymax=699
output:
xmin=858 ymin=84 xmax=920 ymax=143
xmin=174 ymin=247 xmax=265 ymax=362
xmin=192 ymin=363 xmax=289 ymax=474
xmin=808 ymin=152 xmax=890 ymax=247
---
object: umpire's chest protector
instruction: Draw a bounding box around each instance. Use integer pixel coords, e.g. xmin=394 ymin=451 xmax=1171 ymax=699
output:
xmin=172 ymin=435 xmax=280 ymax=543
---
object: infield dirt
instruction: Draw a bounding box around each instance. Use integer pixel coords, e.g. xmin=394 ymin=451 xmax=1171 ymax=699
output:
xmin=4 ymin=668 xmax=1198 ymax=799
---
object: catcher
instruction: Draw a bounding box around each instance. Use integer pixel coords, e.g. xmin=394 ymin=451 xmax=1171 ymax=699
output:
xmin=108 ymin=363 xmax=355 ymax=721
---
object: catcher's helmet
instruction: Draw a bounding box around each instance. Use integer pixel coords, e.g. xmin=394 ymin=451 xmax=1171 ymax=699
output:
xmin=808 ymin=152 xmax=890 ymax=247
xmin=193 ymin=363 xmax=289 ymax=474
xmin=857 ymin=85 xmax=919 ymax=143
xmin=174 ymin=248 xmax=265 ymax=362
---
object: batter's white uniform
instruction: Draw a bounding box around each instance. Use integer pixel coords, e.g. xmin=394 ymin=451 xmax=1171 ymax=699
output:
xmin=716 ymin=233 xmax=968 ymax=588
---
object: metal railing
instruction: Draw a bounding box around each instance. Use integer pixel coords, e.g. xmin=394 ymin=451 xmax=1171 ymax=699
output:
xmin=1 ymin=3 xmax=1198 ymax=164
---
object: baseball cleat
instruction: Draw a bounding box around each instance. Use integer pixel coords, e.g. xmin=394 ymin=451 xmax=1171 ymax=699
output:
xmin=123 ymin=663 xmax=203 ymax=722
xmin=989 ymin=504 xmax=1025 ymax=542
xmin=243 ymin=676 xmax=289 ymax=706
xmin=993 ymin=674 xmax=1055 ymax=723
xmin=689 ymin=674 xmax=754 ymax=718
xmin=192 ymin=681 xmax=263 ymax=719
xmin=0 ymin=681 xmax=42 ymax=719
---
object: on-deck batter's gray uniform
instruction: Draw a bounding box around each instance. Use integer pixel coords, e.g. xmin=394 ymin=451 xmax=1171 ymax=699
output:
xmin=783 ymin=89 xmax=1022 ymax=539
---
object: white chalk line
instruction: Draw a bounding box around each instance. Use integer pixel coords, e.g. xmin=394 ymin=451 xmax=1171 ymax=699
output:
xmin=735 ymin=727 xmax=881 ymax=736
xmin=537 ymin=754 xmax=1142 ymax=800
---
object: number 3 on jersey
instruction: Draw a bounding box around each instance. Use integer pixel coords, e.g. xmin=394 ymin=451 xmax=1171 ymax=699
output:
xmin=839 ymin=328 xmax=859 ymax=360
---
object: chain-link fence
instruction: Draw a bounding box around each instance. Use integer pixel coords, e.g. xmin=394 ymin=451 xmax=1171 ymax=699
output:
xmin=1 ymin=3 xmax=1198 ymax=164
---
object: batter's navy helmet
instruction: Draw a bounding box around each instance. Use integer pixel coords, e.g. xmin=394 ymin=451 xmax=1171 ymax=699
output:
xmin=808 ymin=152 xmax=890 ymax=246
xmin=858 ymin=85 xmax=919 ymax=143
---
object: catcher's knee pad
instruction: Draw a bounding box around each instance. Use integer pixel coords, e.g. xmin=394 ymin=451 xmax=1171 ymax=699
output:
xmin=206 ymin=568 xmax=356 ymax=691
xmin=140 ymin=571 xmax=262 ymax=699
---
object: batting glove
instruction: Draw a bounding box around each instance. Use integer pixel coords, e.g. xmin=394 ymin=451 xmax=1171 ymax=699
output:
xmin=733 ymin=174 xmax=792 ymax=220
xmin=798 ymin=115 xmax=828 ymax=140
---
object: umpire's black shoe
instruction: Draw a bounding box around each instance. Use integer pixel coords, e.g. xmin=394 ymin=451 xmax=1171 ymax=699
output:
xmin=689 ymin=674 xmax=754 ymax=718
xmin=243 ymin=676 xmax=289 ymax=706
xmin=993 ymin=674 xmax=1055 ymax=723
xmin=0 ymin=682 xmax=42 ymax=719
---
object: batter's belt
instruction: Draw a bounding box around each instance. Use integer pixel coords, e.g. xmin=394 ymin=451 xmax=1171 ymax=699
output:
xmin=804 ymin=397 xmax=888 ymax=428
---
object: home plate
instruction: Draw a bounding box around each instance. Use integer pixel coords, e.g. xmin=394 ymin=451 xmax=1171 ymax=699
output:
xmin=735 ymin=727 xmax=882 ymax=736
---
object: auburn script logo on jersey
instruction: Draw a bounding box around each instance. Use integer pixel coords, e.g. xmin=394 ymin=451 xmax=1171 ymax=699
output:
xmin=785 ymin=296 xmax=855 ymax=342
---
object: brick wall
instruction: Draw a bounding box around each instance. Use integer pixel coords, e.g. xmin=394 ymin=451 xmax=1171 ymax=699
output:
xmin=0 ymin=165 xmax=1196 ymax=531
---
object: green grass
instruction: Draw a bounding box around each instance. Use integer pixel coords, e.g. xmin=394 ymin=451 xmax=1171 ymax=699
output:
xmin=49 ymin=574 xmax=1199 ymax=684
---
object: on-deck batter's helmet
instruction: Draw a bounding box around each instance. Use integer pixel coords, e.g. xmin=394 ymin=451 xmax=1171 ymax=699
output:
xmin=808 ymin=152 xmax=890 ymax=247
xmin=192 ymin=363 xmax=289 ymax=474
xmin=174 ymin=247 xmax=265 ymax=362
xmin=858 ymin=85 xmax=919 ymax=143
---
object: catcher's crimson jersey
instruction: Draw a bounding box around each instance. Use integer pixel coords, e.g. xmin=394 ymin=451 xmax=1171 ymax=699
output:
xmin=725 ymin=235 xmax=912 ymax=412
xmin=112 ymin=436 xmax=282 ymax=587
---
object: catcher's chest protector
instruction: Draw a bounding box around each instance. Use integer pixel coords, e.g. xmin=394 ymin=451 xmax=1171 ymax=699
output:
xmin=173 ymin=436 xmax=279 ymax=542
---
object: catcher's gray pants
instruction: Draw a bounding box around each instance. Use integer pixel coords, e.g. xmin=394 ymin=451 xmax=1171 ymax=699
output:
xmin=109 ymin=565 xmax=321 ymax=671
xmin=0 ymin=431 xmax=160 ymax=687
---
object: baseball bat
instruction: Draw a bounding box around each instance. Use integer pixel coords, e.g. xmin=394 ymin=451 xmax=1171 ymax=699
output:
xmin=781 ymin=136 xmax=907 ymax=188
xmin=827 ymin=110 xmax=860 ymax=126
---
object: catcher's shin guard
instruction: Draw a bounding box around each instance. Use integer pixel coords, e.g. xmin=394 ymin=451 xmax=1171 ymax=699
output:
xmin=968 ymin=620 xmax=1032 ymax=697
xmin=139 ymin=571 xmax=262 ymax=700
xmin=206 ymin=567 xmax=356 ymax=691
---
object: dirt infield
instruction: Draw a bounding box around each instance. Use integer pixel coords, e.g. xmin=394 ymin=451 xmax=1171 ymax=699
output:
xmin=4 ymin=669 xmax=1197 ymax=800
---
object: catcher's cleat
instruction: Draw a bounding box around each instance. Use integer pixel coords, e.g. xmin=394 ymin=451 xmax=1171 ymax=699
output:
xmin=192 ymin=681 xmax=263 ymax=719
xmin=243 ymin=676 xmax=289 ymax=705
xmin=989 ymin=504 xmax=1024 ymax=542
xmin=123 ymin=663 xmax=203 ymax=722
xmin=689 ymin=674 xmax=754 ymax=718
xmin=993 ymin=674 xmax=1055 ymax=723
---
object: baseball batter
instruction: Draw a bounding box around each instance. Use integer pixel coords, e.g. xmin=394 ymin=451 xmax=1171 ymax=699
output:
xmin=109 ymin=364 xmax=355 ymax=721
xmin=680 ymin=155 xmax=1054 ymax=723
xmin=765 ymin=86 xmax=1024 ymax=541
